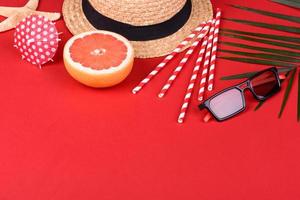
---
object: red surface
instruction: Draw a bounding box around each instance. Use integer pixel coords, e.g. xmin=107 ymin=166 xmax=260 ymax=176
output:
xmin=0 ymin=0 xmax=299 ymax=199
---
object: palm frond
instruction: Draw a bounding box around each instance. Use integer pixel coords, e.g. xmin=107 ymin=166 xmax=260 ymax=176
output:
xmin=255 ymin=101 xmax=265 ymax=111
xmin=221 ymin=67 xmax=294 ymax=80
xmin=222 ymin=4 xmax=300 ymax=121
xmin=219 ymin=56 xmax=297 ymax=67
xmin=222 ymin=29 xmax=300 ymax=43
xmin=224 ymin=18 xmax=300 ymax=34
xmin=230 ymin=4 xmax=300 ymax=23
xmin=221 ymin=42 xmax=300 ymax=57
xmin=272 ymin=0 xmax=300 ymax=9
xmin=278 ymin=69 xmax=297 ymax=118
xmin=222 ymin=33 xmax=300 ymax=50
xmin=220 ymin=49 xmax=300 ymax=63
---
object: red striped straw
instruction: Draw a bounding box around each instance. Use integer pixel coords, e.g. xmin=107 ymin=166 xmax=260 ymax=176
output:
xmin=207 ymin=9 xmax=222 ymax=91
xmin=158 ymin=22 xmax=212 ymax=98
xmin=177 ymin=36 xmax=208 ymax=124
xmin=132 ymin=22 xmax=208 ymax=94
xmin=198 ymin=19 xmax=216 ymax=102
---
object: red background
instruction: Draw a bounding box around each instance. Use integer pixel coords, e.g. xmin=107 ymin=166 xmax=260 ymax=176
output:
xmin=0 ymin=0 xmax=300 ymax=199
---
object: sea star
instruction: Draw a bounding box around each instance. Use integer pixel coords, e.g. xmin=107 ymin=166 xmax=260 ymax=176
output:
xmin=0 ymin=0 xmax=60 ymax=32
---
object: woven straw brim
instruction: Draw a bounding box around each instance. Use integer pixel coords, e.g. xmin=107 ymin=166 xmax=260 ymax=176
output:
xmin=88 ymin=0 xmax=187 ymax=26
xmin=62 ymin=0 xmax=213 ymax=58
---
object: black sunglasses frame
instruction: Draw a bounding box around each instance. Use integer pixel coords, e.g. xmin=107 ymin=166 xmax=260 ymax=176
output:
xmin=199 ymin=67 xmax=281 ymax=122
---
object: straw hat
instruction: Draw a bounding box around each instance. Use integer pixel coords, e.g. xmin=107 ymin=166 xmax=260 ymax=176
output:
xmin=62 ymin=0 xmax=213 ymax=58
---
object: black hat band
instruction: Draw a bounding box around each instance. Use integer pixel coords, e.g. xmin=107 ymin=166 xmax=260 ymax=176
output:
xmin=82 ymin=0 xmax=192 ymax=41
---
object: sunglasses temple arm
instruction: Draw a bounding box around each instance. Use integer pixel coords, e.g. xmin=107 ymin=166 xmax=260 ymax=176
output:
xmin=203 ymin=112 xmax=213 ymax=123
xmin=279 ymin=74 xmax=286 ymax=81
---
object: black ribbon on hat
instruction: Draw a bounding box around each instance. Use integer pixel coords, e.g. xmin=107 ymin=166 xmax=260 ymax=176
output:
xmin=82 ymin=0 xmax=192 ymax=41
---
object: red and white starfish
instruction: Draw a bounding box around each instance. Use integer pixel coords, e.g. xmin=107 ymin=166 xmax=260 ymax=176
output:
xmin=0 ymin=0 xmax=60 ymax=32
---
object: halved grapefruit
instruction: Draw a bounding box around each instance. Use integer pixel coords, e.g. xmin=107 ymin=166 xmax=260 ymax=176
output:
xmin=63 ymin=30 xmax=134 ymax=88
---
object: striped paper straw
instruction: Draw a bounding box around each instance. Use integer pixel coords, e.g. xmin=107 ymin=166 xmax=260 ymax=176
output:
xmin=198 ymin=19 xmax=216 ymax=102
xmin=178 ymin=36 xmax=208 ymax=124
xmin=207 ymin=9 xmax=222 ymax=91
xmin=158 ymin=22 xmax=212 ymax=98
xmin=132 ymin=22 xmax=208 ymax=94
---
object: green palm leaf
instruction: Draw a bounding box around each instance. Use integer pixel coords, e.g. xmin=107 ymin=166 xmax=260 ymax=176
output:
xmin=278 ymin=69 xmax=297 ymax=118
xmin=221 ymin=72 xmax=257 ymax=80
xmin=272 ymin=0 xmax=300 ymax=9
xmin=222 ymin=33 xmax=300 ymax=50
xmin=224 ymin=18 xmax=300 ymax=34
xmin=255 ymin=101 xmax=265 ymax=111
xmin=230 ymin=4 xmax=300 ymax=23
xmin=221 ymin=42 xmax=300 ymax=57
xmin=222 ymin=29 xmax=300 ymax=43
xmin=221 ymin=67 xmax=294 ymax=80
xmin=219 ymin=56 xmax=297 ymax=67
xmin=220 ymin=49 xmax=300 ymax=63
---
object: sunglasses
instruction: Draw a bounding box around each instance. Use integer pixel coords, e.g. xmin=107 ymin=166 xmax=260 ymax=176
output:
xmin=199 ymin=67 xmax=281 ymax=122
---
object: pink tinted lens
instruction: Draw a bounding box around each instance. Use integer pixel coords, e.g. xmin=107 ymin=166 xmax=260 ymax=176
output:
xmin=209 ymin=88 xmax=244 ymax=119
xmin=251 ymin=71 xmax=277 ymax=97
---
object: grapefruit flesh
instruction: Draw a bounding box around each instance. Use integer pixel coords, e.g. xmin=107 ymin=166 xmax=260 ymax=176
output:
xmin=64 ymin=31 xmax=134 ymax=88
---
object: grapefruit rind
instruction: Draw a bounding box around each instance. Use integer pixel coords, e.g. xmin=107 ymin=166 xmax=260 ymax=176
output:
xmin=63 ymin=30 xmax=134 ymax=88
